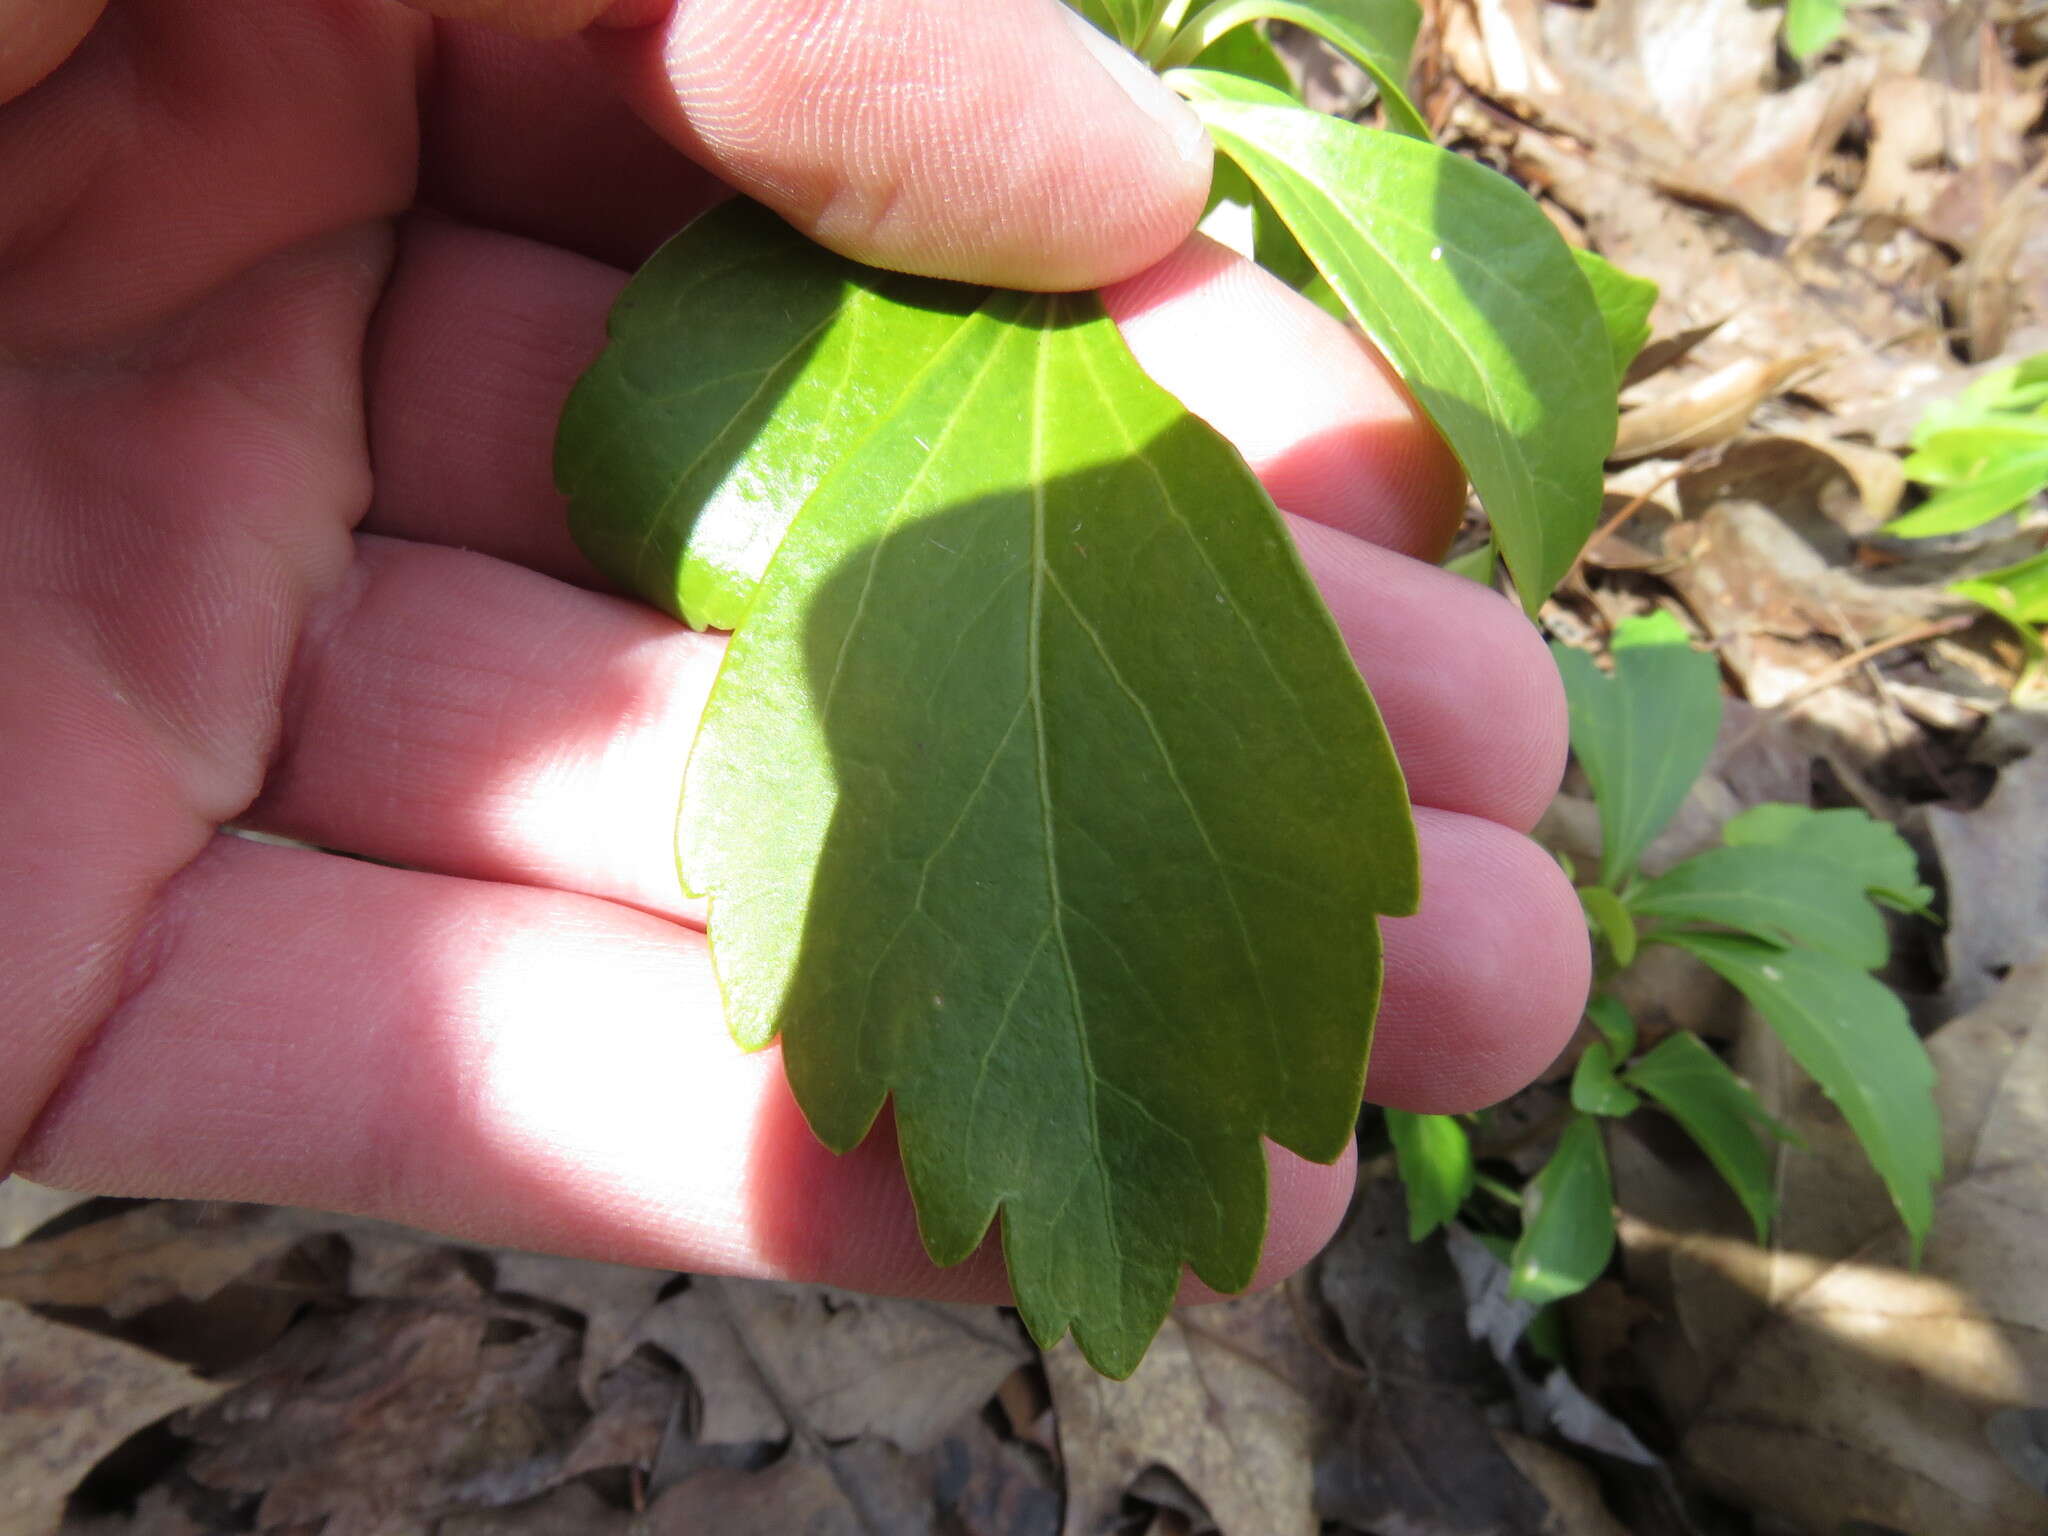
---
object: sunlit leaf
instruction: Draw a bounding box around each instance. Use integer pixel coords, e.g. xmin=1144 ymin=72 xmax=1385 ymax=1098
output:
xmin=1782 ymin=0 xmax=1845 ymax=60
xmin=1509 ymin=1117 xmax=1615 ymax=1304
xmin=1385 ymin=1109 xmax=1474 ymax=1240
xmin=1065 ymin=0 xmax=1173 ymax=50
xmin=1174 ymin=71 xmax=1613 ymax=612
xmin=1624 ymin=1032 xmax=1787 ymax=1241
xmin=1572 ymin=249 xmax=1657 ymax=382
xmin=557 ymin=205 xmax=975 ymax=630
xmin=572 ymin=204 xmax=1420 ymax=1378
xmin=1161 ymin=0 xmax=1428 ymax=138
xmin=1952 ymin=549 xmax=2048 ymax=693
xmin=1551 ymin=611 xmax=1722 ymax=886
xmin=1882 ymin=451 xmax=2048 ymax=538
xmin=1664 ymin=933 xmax=1939 ymax=1259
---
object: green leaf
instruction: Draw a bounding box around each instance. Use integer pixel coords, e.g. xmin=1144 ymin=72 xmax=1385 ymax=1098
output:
xmin=1904 ymin=421 xmax=2048 ymax=487
xmin=1551 ymin=611 xmax=1723 ymax=886
xmin=1624 ymin=1032 xmax=1786 ymax=1241
xmin=1664 ymin=933 xmax=1939 ymax=1259
xmin=1161 ymin=0 xmax=1428 ymax=138
xmin=1586 ymin=995 xmax=1636 ymax=1059
xmin=1579 ymin=884 xmax=1637 ymax=966
xmin=1385 ymin=1109 xmax=1474 ymax=1240
xmin=636 ymin=218 xmax=1416 ymax=1379
xmin=1509 ymin=1117 xmax=1615 ymax=1304
xmin=1572 ymin=249 xmax=1657 ymax=381
xmin=1882 ymin=450 xmax=2048 ymax=538
xmin=1174 ymin=72 xmax=1614 ymax=613
xmin=1066 ymin=0 xmax=1174 ymax=50
xmin=1952 ymin=549 xmax=2048 ymax=693
xmin=1570 ymin=1042 xmax=1641 ymax=1117
xmin=556 ymin=202 xmax=977 ymax=631
xmin=1721 ymin=802 xmax=1934 ymax=916
xmin=1782 ymin=0 xmax=1845 ymax=60
xmin=1909 ymin=351 xmax=2048 ymax=450
xmin=1628 ymin=844 xmax=1888 ymax=968
xmin=1191 ymin=19 xmax=1296 ymax=95
xmin=1442 ymin=539 xmax=1495 ymax=586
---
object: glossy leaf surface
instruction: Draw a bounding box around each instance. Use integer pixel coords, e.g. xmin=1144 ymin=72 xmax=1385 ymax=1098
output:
xmin=557 ymin=203 xmax=974 ymax=630
xmin=1176 ymin=71 xmax=1612 ymax=611
xmin=1509 ymin=1117 xmax=1615 ymax=1304
xmin=1551 ymin=611 xmax=1722 ymax=887
xmin=1385 ymin=1109 xmax=1473 ymax=1240
xmin=1666 ymin=933 xmax=1939 ymax=1259
xmin=1162 ymin=0 xmax=1428 ymax=138
xmin=1624 ymin=1032 xmax=1785 ymax=1241
xmin=642 ymin=218 xmax=1417 ymax=1378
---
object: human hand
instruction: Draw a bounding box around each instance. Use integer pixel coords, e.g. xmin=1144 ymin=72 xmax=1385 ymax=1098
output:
xmin=0 ymin=0 xmax=1587 ymax=1301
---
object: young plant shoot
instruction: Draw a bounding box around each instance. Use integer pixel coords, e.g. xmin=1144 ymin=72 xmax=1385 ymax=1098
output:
xmin=555 ymin=0 xmax=1617 ymax=1376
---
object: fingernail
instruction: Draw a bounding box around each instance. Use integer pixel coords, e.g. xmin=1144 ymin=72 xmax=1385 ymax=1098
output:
xmin=1061 ymin=7 xmax=1211 ymax=170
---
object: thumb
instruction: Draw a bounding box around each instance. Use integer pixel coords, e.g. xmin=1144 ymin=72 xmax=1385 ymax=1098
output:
xmin=0 ymin=0 xmax=106 ymax=103
xmin=593 ymin=0 xmax=1213 ymax=291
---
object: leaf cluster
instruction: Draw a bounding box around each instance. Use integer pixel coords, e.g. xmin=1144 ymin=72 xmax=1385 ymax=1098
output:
xmin=1391 ymin=612 xmax=1943 ymax=1308
xmin=1881 ymin=350 xmax=2048 ymax=696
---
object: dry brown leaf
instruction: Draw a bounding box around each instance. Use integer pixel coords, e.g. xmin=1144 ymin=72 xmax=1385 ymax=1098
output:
xmin=1045 ymin=1299 xmax=1316 ymax=1536
xmin=491 ymin=1250 xmax=674 ymax=1404
xmin=1493 ymin=1432 xmax=1635 ymax=1536
xmin=1614 ymin=356 xmax=1828 ymax=460
xmin=0 ymin=1203 xmax=305 ymax=1319
xmin=0 ymin=1299 xmax=225 ymax=1536
xmin=1930 ymin=744 xmax=2048 ymax=1011
xmin=1313 ymin=1186 xmax=1558 ymax=1534
xmin=1616 ymin=959 xmax=2048 ymax=1535
xmin=630 ymin=1278 xmax=1027 ymax=1454
xmin=434 ymin=1484 xmax=627 ymax=1536
xmin=0 ymin=1181 xmax=90 ymax=1249
xmin=184 ymin=1299 xmax=592 ymax=1536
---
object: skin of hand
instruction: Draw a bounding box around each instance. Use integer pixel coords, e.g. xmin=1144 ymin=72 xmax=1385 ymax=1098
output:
xmin=0 ymin=0 xmax=1588 ymax=1302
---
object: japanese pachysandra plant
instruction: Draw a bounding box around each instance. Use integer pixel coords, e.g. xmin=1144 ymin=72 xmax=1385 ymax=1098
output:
xmin=554 ymin=0 xmax=1620 ymax=1376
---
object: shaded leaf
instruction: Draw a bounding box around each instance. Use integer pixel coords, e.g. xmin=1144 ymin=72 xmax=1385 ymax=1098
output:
xmin=1509 ymin=1117 xmax=1615 ymax=1304
xmin=1175 ymin=71 xmax=1613 ymax=612
xmin=1586 ymin=995 xmax=1637 ymax=1059
xmin=1570 ymin=1042 xmax=1641 ymax=1118
xmin=0 ymin=1299 xmax=225 ymax=1536
xmin=1162 ymin=0 xmax=1429 ymax=138
xmin=627 ymin=1279 xmax=1027 ymax=1454
xmin=1628 ymin=843 xmax=1888 ymax=968
xmin=1572 ymin=249 xmax=1658 ymax=381
xmin=1046 ymin=1308 xmax=1316 ymax=1536
xmin=1664 ymin=933 xmax=1939 ymax=1258
xmin=1442 ymin=538 xmax=1495 ymax=585
xmin=1579 ymin=884 xmax=1636 ymax=966
xmin=1385 ymin=1109 xmax=1474 ymax=1239
xmin=652 ymin=214 xmax=1415 ymax=1377
xmin=1722 ymin=801 xmax=1935 ymax=916
xmin=1623 ymin=1031 xmax=1785 ymax=1241
xmin=1551 ymin=610 xmax=1723 ymax=887
xmin=0 ymin=1202 xmax=303 ymax=1319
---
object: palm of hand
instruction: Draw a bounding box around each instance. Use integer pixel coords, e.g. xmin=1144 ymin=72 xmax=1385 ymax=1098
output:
xmin=1 ymin=0 xmax=1585 ymax=1301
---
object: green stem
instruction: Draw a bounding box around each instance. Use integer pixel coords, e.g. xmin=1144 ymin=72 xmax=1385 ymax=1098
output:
xmin=1473 ymin=1172 xmax=1525 ymax=1209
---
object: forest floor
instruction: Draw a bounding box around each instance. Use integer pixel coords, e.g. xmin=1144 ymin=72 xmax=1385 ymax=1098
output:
xmin=5 ymin=1 xmax=2047 ymax=1533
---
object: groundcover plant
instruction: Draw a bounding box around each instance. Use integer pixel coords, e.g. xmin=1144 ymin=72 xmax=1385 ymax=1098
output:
xmin=555 ymin=0 xmax=1624 ymax=1377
